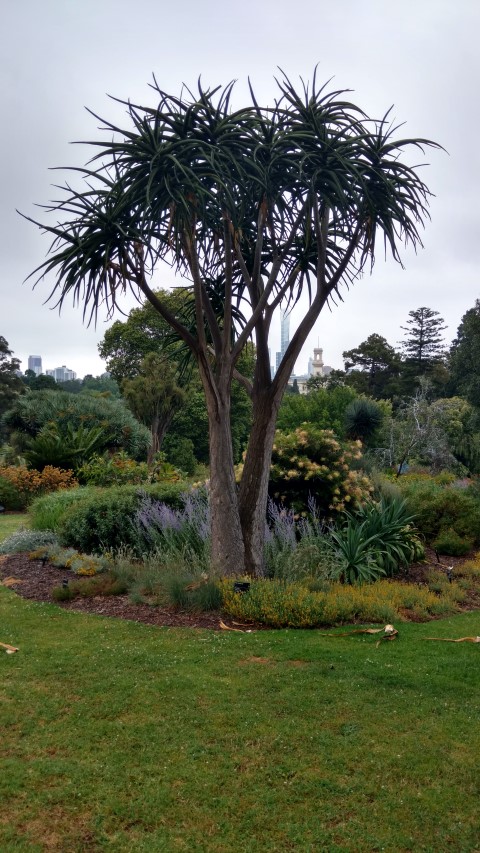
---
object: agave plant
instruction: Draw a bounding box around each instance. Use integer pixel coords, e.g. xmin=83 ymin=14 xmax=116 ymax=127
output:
xmin=330 ymin=496 xmax=423 ymax=583
xmin=329 ymin=518 xmax=387 ymax=584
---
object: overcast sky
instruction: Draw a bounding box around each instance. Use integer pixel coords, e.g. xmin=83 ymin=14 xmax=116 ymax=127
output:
xmin=1 ymin=0 xmax=479 ymax=378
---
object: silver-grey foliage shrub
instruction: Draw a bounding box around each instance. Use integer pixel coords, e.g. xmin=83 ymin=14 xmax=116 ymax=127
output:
xmin=0 ymin=528 xmax=58 ymax=554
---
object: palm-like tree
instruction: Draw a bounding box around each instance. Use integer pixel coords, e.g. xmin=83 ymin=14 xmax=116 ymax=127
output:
xmin=23 ymin=71 xmax=441 ymax=575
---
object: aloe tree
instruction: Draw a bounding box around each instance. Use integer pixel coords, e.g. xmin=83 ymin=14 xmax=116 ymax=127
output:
xmin=23 ymin=71 xmax=440 ymax=575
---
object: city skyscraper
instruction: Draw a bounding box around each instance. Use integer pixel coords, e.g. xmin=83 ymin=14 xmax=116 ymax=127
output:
xmin=275 ymin=310 xmax=290 ymax=372
xmin=28 ymin=355 xmax=42 ymax=376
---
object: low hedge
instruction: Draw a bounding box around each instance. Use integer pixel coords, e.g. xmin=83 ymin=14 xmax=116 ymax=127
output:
xmin=31 ymin=482 xmax=189 ymax=554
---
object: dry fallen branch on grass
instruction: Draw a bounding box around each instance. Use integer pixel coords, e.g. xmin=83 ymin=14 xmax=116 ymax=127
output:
xmin=423 ymin=636 xmax=480 ymax=643
xmin=0 ymin=642 xmax=19 ymax=654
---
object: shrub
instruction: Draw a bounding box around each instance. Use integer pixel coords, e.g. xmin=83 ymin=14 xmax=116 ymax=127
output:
xmin=107 ymin=548 xmax=221 ymax=610
xmin=266 ymin=426 xmax=373 ymax=516
xmin=220 ymin=577 xmax=462 ymax=628
xmin=29 ymin=487 xmax=96 ymax=532
xmin=78 ymin=452 xmax=150 ymax=486
xmin=432 ymin=528 xmax=473 ymax=557
xmin=343 ymin=398 xmax=384 ymax=443
xmin=162 ymin=574 xmax=222 ymax=611
xmin=329 ymin=519 xmax=387 ymax=584
xmin=321 ymin=497 xmax=424 ymax=585
xmin=0 ymin=476 xmax=24 ymax=511
xmin=29 ymin=543 xmax=112 ymax=575
xmin=24 ymin=423 xmax=107 ymax=472
xmin=52 ymin=573 xmax=128 ymax=602
xmin=57 ymin=483 xmax=188 ymax=554
xmin=0 ymin=529 xmax=58 ymax=555
xmin=400 ymin=479 xmax=480 ymax=546
xmin=77 ymin=451 xmax=184 ymax=487
xmin=0 ymin=465 xmax=78 ymax=510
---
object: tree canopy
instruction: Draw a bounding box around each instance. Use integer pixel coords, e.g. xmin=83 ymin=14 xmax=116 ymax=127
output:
xmin=449 ymin=299 xmax=480 ymax=407
xmin=0 ymin=336 xmax=24 ymax=419
xmin=24 ymin=71 xmax=440 ymax=575
xmin=342 ymin=333 xmax=401 ymax=398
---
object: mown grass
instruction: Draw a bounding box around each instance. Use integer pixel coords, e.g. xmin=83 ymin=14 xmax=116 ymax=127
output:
xmin=0 ymin=513 xmax=27 ymax=542
xmin=1 ymin=587 xmax=479 ymax=852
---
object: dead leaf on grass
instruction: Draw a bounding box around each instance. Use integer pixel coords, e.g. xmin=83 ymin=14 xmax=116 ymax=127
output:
xmin=219 ymin=620 xmax=253 ymax=633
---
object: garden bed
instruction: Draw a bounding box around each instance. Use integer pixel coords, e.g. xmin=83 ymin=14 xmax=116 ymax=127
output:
xmin=1 ymin=549 xmax=479 ymax=630
xmin=0 ymin=554 xmax=233 ymax=630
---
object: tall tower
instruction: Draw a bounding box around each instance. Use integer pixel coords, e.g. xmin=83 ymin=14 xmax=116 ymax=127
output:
xmin=311 ymin=347 xmax=324 ymax=377
xmin=275 ymin=310 xmax=290 ymax=371
xmin=28 ymin=355 xmax=42 ymax=376
xmin=280 ymin=310 xmax=290 ymax=359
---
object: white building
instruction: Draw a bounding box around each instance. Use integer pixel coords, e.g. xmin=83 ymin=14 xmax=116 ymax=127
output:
xmin=46 ymin=365 xmax=77 ymax=382
xmin=292 ymin=346 xmax=332 ymax=393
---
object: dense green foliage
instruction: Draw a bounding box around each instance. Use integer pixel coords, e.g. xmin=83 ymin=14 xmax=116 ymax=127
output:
xmin=398 ymin=477 xmax=480 ymax=551
xmin=343 ymin=397 xmax=384 ymax=443
xmin=276 ymin=385 xmax=357 ymax=435
xmin=4 ymin=390 xmax=150 ymax=461
xmin=121 ymin=353 xmax=186 ymax=461
xmin=449 ymin=299 xmax=480 ymax=407
xmin=330 ymin=498 xmax=424 ymax=583
xmin=342 ymin=333 xmax=402 ymax=398
xmin=0 ymin=336 xmax=23 ymax=421
xmin=51 ymin=484 xmax=188 ymax=553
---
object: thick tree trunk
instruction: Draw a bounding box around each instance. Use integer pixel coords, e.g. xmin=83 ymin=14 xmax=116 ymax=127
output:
xmin=207 ymin=402 xmax=245 ymax=576
xmin=238 ymin=392 xmax=280 ymax=576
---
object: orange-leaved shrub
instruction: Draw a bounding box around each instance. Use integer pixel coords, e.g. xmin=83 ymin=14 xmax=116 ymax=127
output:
xmin=0 ymin=465 xmax=78 ymax=510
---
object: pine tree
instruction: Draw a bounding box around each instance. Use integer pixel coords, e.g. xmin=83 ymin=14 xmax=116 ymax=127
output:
xmin=400 ymin=307 xmax=447 ymax=372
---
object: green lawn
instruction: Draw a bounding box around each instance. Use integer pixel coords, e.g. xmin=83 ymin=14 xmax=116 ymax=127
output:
xmin=0 ymin=513 xmax=27 ymax=542
xmin=1 ymin=587 xmax=479 ymax=852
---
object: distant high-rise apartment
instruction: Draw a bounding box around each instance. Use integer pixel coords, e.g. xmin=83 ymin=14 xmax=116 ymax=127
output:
xmin=46 ymin=365 xmax=77 ymax=382
xmin=28 ymin=355 xmax=42 ymax=376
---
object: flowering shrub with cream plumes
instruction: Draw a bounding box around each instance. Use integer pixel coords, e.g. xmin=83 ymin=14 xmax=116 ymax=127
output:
xmin=267 ymin=426 xmax=373 ymax=516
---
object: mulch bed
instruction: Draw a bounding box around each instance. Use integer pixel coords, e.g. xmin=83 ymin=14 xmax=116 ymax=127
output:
xmin=0 ymin=554 xmax=233 ymax=630
xmin=1 ymin=549 xmax=479 ymax=630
